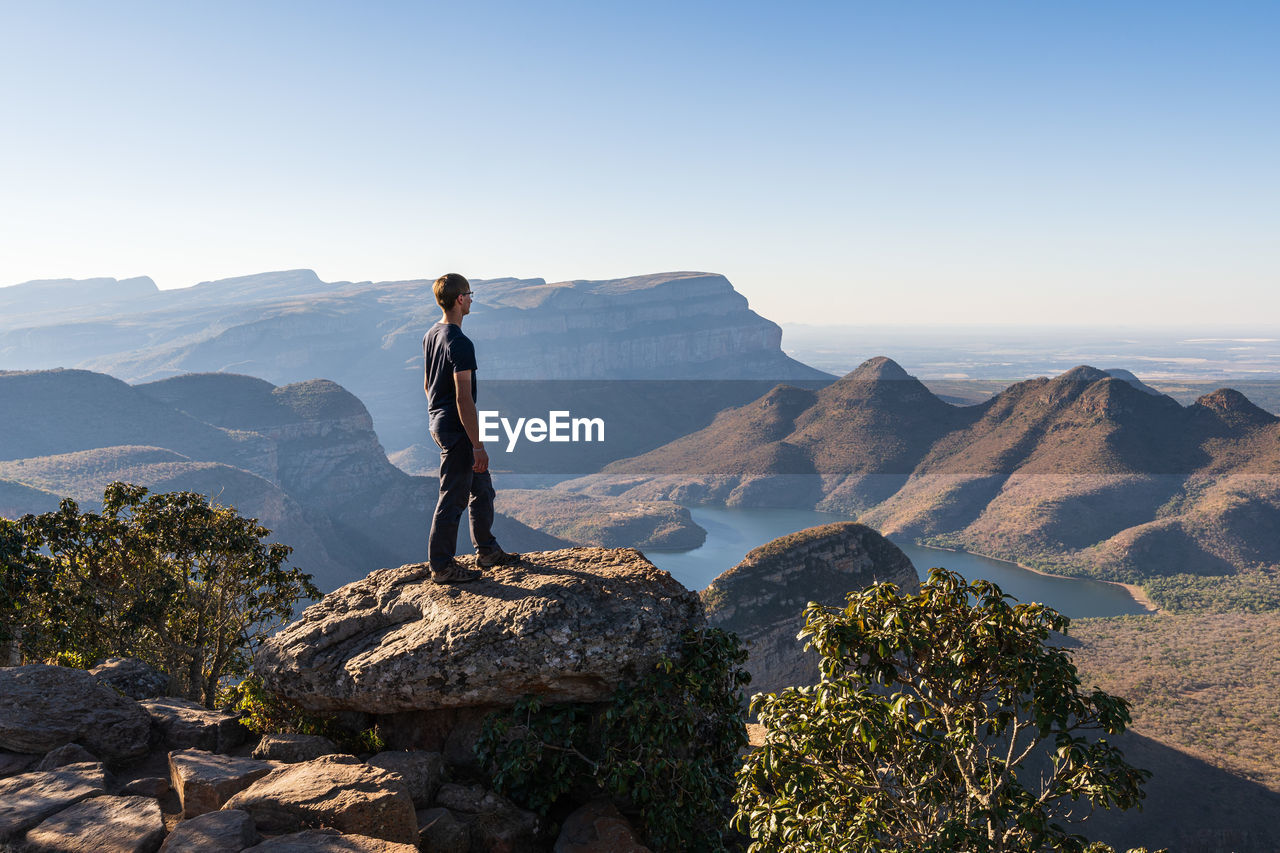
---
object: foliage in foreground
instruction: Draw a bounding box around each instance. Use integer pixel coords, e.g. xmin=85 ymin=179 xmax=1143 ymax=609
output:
xmin=220 ymin=674 xmax=386 ymax=754
xmin=0 ymin=482 xmax=319 ymax=706
xmin=476 ymin=628 xmax=750 ymax=852
xmin=735 ymin=569 xmax=1154 ymax=853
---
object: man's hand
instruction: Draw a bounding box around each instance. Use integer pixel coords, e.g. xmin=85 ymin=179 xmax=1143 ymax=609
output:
xmin=473 ymin=446 xmax=489 ymax=473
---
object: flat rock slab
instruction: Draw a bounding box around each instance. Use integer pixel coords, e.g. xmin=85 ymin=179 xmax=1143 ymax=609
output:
xmin=256 ymin=549 xmax=703 ymax=712
xmin=169 ymin=749 xmax=275 ymax=818
xmin=142 ymin=698 xmax=248 ymax=753
xmin=159 ymin=809 xmax=259 ymax=852
xmin=242 ymin=829 xmax=418 ymax=852
xmin=23 ymin=794 xmax=165 ymax=853
xmin=0 ymin=761 xmax=106 ymax=842
xmin=222 ymin=754 xmax=418 ymax=846
xmin=0 ymin=665 xmax=152 ymax=761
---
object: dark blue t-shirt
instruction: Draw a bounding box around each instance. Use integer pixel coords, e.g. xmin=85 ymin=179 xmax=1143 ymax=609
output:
xmin=423 ymin=322 xmax=478 ymax=434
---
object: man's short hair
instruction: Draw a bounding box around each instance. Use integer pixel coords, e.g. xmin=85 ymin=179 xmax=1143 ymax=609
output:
xmin=434 ymin=273 xmax=470 ymax=310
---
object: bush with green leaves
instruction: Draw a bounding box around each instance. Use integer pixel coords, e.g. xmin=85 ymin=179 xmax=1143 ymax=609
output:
xmin=735 ymin=568 xmax=1155 ymax=853
xmin=476 ymin=627 xmax=750 ymax=852
xmin=0 ymin=482 xmax=319 ymax=706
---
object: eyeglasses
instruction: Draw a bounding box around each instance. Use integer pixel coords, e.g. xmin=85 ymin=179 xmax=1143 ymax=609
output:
xmin=460 ymin=291 xmax=473 ymax=297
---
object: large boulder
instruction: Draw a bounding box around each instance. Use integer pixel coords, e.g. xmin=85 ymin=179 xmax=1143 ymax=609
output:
xmin=141 ymin=698 xmax=249 ymax=753
xmin=221 ymin=754 xmax=418 ymax=846
xmin=0 ymin=665 xmax=152 ymax=762
xmin=256 ymin=549 xmax=704 ymax=713
xmin=702 ymin=522 xmax=919 ymax=697
xmin=91 ymin=657 xmax=170 ymax=700
xmin=168 ymin=749 xmax=276 ymax=818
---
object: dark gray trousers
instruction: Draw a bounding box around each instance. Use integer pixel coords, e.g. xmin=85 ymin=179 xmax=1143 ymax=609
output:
xmin=428 ymin=429 xmax=499 ymax=570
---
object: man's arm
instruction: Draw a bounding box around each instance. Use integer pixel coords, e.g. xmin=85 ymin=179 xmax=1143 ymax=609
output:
xmin=454 ymin=370 xmax=488 ymax=473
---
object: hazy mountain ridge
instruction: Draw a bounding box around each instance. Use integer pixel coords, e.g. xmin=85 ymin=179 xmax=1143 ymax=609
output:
xmin=0 ymin=369 xmax=567 ymax=591
xmin=566 ymin=357 xmax=1280 ymax=583
xmin=0 ymin=270 xmax=831 ymax=455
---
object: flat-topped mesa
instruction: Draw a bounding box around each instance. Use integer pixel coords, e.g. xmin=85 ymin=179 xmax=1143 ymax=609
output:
xmin=254 ymin=548 xmax=704 ymax=714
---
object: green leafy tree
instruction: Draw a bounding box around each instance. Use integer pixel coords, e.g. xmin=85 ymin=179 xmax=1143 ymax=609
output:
xmin=4 ymin=482 xmax=319 ymax=706
xmin=735 ymin=569 xmax=1153 ymax=853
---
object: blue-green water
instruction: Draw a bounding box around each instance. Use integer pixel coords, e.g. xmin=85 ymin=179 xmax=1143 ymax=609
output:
xmin=645 ymin=506 xmax=1148 ymax=619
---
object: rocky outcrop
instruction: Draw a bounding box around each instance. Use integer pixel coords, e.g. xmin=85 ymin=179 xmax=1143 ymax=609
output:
xmin=255 ymin=549 xmax=704 ymax=713
xmin=703 ymin=522 xmax=919 ymax=698
xmin=0 ymin=665 xmax=152 ymax=761
xmin=0 ymin=548 xmax=706 ymax=851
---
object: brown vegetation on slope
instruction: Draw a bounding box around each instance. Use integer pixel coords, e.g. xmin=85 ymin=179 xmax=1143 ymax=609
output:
xmin=1072 ymin=612 xmax=1280 ymax=790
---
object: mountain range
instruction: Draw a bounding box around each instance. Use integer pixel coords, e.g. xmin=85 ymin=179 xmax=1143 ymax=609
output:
xmin=0 ymin=369 xmax=567 ymax=591
xmin=0 ymin=270 xmax=830 ymax=463
xmin=565 ymin=357 xmax=1280 ymax=583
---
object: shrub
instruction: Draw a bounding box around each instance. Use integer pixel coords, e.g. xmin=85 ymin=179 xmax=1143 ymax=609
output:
xmin=735 ymin=568 xmax=1155 ymax=853
xmin=1 ymin=482 xmax=319 ymax=706
xmin=476 ymin=628 xmax=750 ymax=852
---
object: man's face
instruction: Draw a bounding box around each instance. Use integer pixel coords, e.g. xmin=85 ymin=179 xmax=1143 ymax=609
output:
xmin=459 ymin=290 xmax=473 ymax=315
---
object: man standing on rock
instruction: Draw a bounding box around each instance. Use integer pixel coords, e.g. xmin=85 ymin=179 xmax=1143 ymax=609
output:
xmin=423 ymin=273 xmax=520 ymax=584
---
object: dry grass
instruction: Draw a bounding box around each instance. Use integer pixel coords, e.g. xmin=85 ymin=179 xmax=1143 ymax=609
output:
xmin=1071 ymin=611 xmax=1280 ymax=791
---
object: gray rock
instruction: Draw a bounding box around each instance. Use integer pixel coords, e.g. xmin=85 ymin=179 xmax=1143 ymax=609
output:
xmin=366 ymin=750 xmax=445 ymax=808
xmin=0 ymin=761 xmax=106 ymax=842
xmin=169 ymin=749 xmax=275 ymax=818
xmin=122 ymin=775 xmax=170 ymax=798
xmin=142 ymin=697 xmax=249 ymax=753
xmin=435 ymin=783 xmax=541 ymax=852
xmin=159 ymin=809 xmax=259 ymax=852
xmin=23 ymin=794 xmax=165 ymax=853
xmin=34 ymin=742 xmax=98 ymax=771
xmin=555 ymin=799 xmax=651 ymax=852
xmin=251 ymin=732 xmax=337 ymax=763
xmin=222 ymin=754 xmax=418 ymax=846
xmin=0 ymin=749 xmax=40 ymax=778
xmin=0 ymin=665 xmax=152 ymax=761
xmin=256 ymin=549 xmax=704 ymax=713
xmin=417 ymin=807 xmax=470 ymax=853
xmin=92 ymin=657 xmax=171 ymax=700
xmin=241 ymin=828 xmax=418 ymax=852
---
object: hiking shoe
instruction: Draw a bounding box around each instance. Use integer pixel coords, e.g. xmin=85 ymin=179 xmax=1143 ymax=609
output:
xmin=430 ymin=561 xmax=480 ymax=584
xmin=477 ymin=548 xmax=522 ymax=568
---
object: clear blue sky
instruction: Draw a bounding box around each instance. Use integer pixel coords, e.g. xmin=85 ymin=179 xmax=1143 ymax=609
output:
xmin=1 ymin=1 xmax=1276 ymax=325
